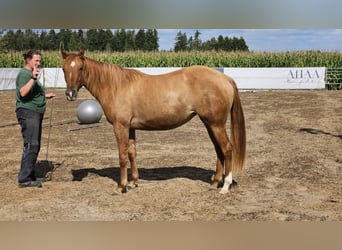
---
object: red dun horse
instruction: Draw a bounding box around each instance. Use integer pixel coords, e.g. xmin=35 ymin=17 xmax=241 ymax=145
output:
xmin=61 ymin=49 xmax=246 ymax=194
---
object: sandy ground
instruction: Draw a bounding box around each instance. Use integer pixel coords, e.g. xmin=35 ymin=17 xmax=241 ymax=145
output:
xmin=0 ymin=89 xmax=341 ymax=221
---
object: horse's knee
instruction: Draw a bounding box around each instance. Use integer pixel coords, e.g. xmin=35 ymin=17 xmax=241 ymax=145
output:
xmin=119 ymin=156 xmax=129 ymax=167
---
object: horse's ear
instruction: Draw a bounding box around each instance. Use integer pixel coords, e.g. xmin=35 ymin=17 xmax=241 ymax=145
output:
xmin=60 ymin=42 xmax=68 ymax=59
xmin=61 ymin=49 xmax=68 ymax=59
xmin=79 ymin=49 xmax=85 ymax=59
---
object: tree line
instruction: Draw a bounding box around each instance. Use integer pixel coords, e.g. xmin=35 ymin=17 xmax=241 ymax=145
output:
xmin=174 ymin=30 xmax=249 ymax=52
xmin=0 ymin=29 xmax=159 ymax=52
xmin=0 ymin=29 xmax=249 ymax=52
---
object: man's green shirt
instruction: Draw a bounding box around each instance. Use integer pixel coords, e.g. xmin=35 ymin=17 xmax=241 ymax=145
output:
xmin=16 ymin=68 xmax=46 ymax=114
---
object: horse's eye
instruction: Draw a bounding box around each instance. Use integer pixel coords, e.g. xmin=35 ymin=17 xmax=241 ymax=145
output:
xmin=79 ymin=67 xmax=83 ymax=71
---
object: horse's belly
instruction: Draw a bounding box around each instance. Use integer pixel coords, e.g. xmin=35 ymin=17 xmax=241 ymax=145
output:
xmin=130 ymin=110 xmax=196 ymax=130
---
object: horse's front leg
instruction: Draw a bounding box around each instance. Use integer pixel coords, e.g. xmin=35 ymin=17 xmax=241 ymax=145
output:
xmin=113 ymin=123 xmax=130 ymax=194
xmin=128 ymin=129 xmax=139 ymax=188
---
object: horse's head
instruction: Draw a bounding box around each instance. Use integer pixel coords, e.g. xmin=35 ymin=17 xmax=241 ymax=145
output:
xmin=61 ymin=49 xmax=85 ymax=101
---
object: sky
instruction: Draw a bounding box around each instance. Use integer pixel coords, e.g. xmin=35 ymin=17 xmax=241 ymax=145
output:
xmin=157 ymin=29 xmax=342 ymax=52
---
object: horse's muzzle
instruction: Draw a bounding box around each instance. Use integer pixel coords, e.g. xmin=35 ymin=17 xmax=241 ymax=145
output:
xmin=65 ymin=89 xmax=78 ymax=101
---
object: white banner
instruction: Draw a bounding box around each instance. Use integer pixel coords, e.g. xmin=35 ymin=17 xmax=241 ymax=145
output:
xmin=224 ymin=67 xmax=326 ymax=89
xmin=0 ymin=67 xmax=326 ymax=90
xmin=0 ymin=68 xmax=21 ymax=90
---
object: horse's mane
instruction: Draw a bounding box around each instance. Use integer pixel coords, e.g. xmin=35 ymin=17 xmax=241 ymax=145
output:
xmin=82 ymin=56 xmax=143 ymax=95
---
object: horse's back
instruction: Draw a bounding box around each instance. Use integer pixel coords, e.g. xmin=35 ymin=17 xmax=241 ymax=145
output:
xmin=133 ymin=65 xmax=236 ymax=108
xmin=139 ymin=65 xmax=235 ymax=92
xmin=127 ymin=65 xmax=236 ymax=128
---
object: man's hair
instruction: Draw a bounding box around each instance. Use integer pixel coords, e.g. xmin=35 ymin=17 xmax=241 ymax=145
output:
xmin=23 ymin=50 xmax=41 ymax=60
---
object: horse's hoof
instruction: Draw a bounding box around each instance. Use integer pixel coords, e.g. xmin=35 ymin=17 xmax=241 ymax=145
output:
xmin=230 ymin=179 xmax=238 ymax=189
xmin=210 ymin=181 xmax=220 ymax=190
xmin=127 ymin=181 xmax=138 ymax=189
xmin=219 ymin=188 xmax=230 ymax=194
xmin=112 ymin=191 xmax=121 ymax=196
xmin=112 ymin=186 xmax=127 ymax=195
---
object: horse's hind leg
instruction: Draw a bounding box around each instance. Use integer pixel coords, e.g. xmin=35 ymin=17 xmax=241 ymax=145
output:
xmin=205 ymin=124 xmax=233 ymax=193
xmin=128 ymin=129 xmax=138 ymax=188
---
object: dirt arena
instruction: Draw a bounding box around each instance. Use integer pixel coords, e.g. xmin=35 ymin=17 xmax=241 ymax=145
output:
xmin=0 ymin=88 xmax=341 ymax=221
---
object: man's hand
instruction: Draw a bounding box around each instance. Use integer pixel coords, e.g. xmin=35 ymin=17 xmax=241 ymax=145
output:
xmin=46 ymin=92 xmax=56 ymax=99
xmin=32 ymin=66 xmax=40 ymax=79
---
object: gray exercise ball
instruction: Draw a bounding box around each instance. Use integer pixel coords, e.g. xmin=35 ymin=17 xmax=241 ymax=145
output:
xmin=76 ymin=100 xmax=103 ymax=124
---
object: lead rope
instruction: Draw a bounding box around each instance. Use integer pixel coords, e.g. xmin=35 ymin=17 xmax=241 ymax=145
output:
xmin=45 ymin=95 xmax=54 ymax=161
xmin=44 ymin=67 xmax=59 ymax=180
xmin=44 ymin=67 xmax=58 ymax=161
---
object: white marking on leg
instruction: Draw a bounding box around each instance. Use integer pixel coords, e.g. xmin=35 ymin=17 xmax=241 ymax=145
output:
xmin=70 ymin=61 xmax=76 ymax=67
xmin=220 ymin=171 xmax=232 ymax=194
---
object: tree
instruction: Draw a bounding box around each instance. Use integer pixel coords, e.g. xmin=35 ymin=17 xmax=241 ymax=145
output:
xmin=174 ymin=31 xmax=187 ymax=52
xmin=77 ymin=29 xmax=86 ymax=49
xmin=39 ymin=30 xmax=49 ymax=50
xmin=201 ymin=37 xmax=218 ymax=51
xmin=23 ymin=29 xmax=39 ymax=50
xmin=223 ymin=37 xmax=233 ymax=51
xmin=0 ymin=29 xmax=6 ymax=51
xmin=135 ymin=29 xmax=145 ymax=51
xmin=125 ymin=30 xmax=135 ymax=51
xmin=115 ymin=29 xmax=127 ymax=52
xmin=231 ymin=37 xmax=248 ymax=51
xmin=68 ymin=32 xmax=79 ymax=51
xmin=86 ymin=29 xmax=99 ymax=51
xmin=1 ymin=30 xmax=16 ymax=50
xmin=110 ymin=33 xmax=120 ymax=51
xmin=98 ymin=29 xmax=112 ymax=51
xmin=145 ymin=29 xmax=158 ymax=51
xmin=14 ymin=29 xmax=25 ymax=51
xmin=46 ymin=29 xmax=58 ymax=50
xmin=104 ymin=29 xmax=114 ymax=52
xmin=192 ymin=30 xmax=201 ymax=50
xmin=134 ymin=29 xmax=159 ymax=51
xmin=217 ymin=35 xmax=225 ymax=50
xmin=187 ymin=30 xmax=202 ymax=51
xmin=58 ymin=29 xmax=73 ymax=50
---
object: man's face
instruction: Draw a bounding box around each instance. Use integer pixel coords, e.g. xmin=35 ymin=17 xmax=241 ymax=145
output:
xmin=27 ymin=54 xmax=41 ymax=70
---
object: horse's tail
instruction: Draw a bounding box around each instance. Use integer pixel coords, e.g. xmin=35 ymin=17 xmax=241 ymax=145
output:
xmin=230 ymin=80 xmax=246 ymax=172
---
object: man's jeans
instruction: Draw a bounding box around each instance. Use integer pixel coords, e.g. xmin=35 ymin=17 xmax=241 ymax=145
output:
xmin=16 ymin=108 xmax=44 ymax=183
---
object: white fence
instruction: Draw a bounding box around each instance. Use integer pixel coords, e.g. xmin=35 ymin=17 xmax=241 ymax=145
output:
xmin=0 ymin=67 xmax=326 ymax=90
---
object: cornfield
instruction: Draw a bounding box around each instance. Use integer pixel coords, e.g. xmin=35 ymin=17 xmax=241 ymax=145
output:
xmin=1 ymin=50 xmax=341 ymax=89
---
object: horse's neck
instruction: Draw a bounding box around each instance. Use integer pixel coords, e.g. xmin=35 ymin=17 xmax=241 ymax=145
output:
xmin=82 ymin=59 xmax=120 ymax=99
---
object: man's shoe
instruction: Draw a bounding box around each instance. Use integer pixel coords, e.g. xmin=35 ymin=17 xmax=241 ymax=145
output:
xmin=18 ymin=180 xmax=42 ymax=188
xmin=35 ymin=177 xmax=46 ymax=182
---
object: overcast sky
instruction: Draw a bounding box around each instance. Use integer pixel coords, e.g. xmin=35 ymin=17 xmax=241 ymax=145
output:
xmin=157 ymin=29 xmax=342 ymax=52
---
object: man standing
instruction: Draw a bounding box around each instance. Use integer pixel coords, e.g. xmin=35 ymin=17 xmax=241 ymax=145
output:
xmin=16 ymin=49 xmax=56 ymax=188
